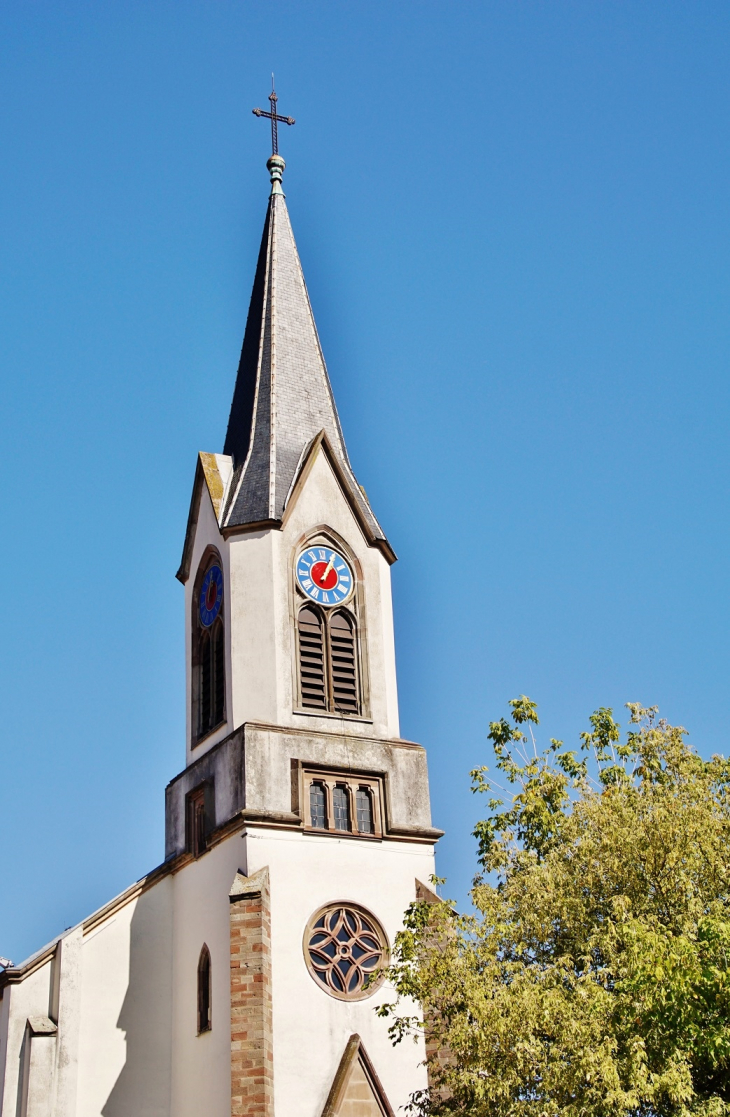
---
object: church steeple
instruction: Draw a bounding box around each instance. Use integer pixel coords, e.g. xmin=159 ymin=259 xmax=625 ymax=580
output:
xmin=222 ymin=156 xmax=390 ymax=556
xmin=0 ymin=108 xmax=440 ymax=1117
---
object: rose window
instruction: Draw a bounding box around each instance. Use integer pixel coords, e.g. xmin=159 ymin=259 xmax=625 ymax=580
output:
xmin=304 ymin=904 xmax=388 ymax=1000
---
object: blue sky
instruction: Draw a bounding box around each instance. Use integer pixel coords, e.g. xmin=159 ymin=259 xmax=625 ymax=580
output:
xmin=2 ymin=0 xmax=730 ymax=962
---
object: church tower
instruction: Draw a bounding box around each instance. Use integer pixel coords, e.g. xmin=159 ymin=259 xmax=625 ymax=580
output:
xmin=169 ymin=146 xmax=443 ymax=1115
xmin=0 ymin=137 xmax=442 ymax=1117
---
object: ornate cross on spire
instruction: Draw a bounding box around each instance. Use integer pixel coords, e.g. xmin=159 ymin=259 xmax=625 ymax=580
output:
xmin=252 ymin=77 xmax=295 ymax=156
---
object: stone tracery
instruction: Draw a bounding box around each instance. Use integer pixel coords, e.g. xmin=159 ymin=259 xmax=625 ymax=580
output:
xmin=304 ymin=904 xmax=387 ymax=1000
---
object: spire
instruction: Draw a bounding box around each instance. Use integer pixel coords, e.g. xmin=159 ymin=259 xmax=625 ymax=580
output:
xmin=222 ymin=157 xmax=391 ymax=556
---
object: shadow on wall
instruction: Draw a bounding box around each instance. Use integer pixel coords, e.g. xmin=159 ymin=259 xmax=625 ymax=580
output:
xmin=15 ymin=1028 xmax=29 ymax=1117
xmin=102 ymin=880 xmax=174 ymax=1117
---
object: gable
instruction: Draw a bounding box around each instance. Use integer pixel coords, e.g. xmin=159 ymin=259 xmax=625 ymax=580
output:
xmin=176 ymin=452 xmax=233 ymax=583
xmin=321 ymin=1035 xmax=394 ymax=1117
xmin=283 ymin=431 xmax=395 ymax=565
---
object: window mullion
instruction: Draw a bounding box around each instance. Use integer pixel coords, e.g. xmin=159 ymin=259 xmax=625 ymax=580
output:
xmin=325 ymin=614 xmax=334 ymax=712
xmin=350 ymin=781 xmax=359 ymax=834
xmin=324 ymin=783 xmax=335 ymax=832
xmin=371 ymin=784 xmax=381 ymax=836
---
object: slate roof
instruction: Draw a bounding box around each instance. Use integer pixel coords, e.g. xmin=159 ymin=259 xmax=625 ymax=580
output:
xmin=222 ymin=163 xmax=390 ymax=555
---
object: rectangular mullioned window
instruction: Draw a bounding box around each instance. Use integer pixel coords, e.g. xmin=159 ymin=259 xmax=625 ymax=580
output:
xmin=300 ymin=768 xmax=383 ymax=839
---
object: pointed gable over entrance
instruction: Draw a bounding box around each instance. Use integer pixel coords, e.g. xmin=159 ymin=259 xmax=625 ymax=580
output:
xmin=222 ymin=155 xmax=392 ymax=560
xmin=321 ymin=1034 xmax=395 ymax=1117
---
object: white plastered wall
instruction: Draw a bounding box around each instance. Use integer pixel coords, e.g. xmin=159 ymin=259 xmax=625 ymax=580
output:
xmin=167 ymin=820 xmax=434 ymax=1117
xmin=225 ymin=448 xmax=399 ymax=749
xmin=0 ymin=447 xmax=429 ymax=1117
xmin=2 ymin=877 xmax=175 ymax=1117
xmin=249 ymin=828 xmax=433 ymax=1117
xmin=1 ymin=822 xmax=435 ymax=1117
xmin=0 ymin=929 xmax=84 ymax=1117
xmin=185 ymin=446 xmax=400 ymax=768
xmin=75 ymin=878 xmax=173 ymax=1117
xmin=0 ymin=959 xmax=53 ymax=1117
xmin=169 ymin=835 xmax=242 ymax=1117
xmin=275 ymin=448 xmax=400 ymax=740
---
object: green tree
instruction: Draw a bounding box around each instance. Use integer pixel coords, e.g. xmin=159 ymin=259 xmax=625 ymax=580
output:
xmin=380 ymin=701 xmax=730 ymax=1117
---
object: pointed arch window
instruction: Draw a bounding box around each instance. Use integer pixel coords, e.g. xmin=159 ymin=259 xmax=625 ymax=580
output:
xmin=197 ymin=945 xmax=211 ymax=1034
xmin=193 ymin=553 xmax=226 ymax=743
xmin=297 ymin=605 xmax=361 ymax=716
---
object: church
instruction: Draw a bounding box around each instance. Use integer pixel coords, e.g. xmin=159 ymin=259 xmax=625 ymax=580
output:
xmin=0 ymin=114 xmax=443 ymax=1117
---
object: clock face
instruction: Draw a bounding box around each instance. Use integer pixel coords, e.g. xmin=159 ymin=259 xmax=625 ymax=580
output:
xmin=199 ymin=564 xmax=224 ymax=627
xmin=296 ymin=546 xmax=354 ymax=607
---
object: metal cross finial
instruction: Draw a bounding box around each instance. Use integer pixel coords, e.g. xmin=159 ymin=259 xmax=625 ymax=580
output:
xmin=252 ymin=75 xmax=295 ymax=156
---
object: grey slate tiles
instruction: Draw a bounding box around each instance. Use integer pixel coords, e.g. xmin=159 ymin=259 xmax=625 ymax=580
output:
xmin=222 ymin=190 xmax=388 ymax=547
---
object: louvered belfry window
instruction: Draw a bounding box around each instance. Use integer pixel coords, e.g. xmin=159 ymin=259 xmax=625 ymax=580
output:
xmin=297 ymin=604 xmax=360 ymax=715
xmin=329 ymin=611 xmax=358 ymax=713
xmin=298 ymin=607 xmax=328 ymax=709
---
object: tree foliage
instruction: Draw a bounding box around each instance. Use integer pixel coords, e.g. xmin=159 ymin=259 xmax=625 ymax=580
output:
xmin=379 ymin=701 xmax=730 ymax=1117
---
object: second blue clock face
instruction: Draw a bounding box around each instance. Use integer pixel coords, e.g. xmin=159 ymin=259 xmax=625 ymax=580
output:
xmin=296 ymin=547 xmax=354 ymax=607
xmin=200 ymin=564 xmax=224 ymax=627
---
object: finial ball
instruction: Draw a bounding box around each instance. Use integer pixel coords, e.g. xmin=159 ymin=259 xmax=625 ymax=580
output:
xmin=267 ymin=154 xmax=286 ymax=195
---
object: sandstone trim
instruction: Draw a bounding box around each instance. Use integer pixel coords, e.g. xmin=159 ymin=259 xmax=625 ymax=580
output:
xmin=321 ymin=1033 xmax=394 ymax=1117
xmin=229 ymin=867 xmax=274 ymax=1117
xmin=415 ymin=879 xmax=452 ymax=1106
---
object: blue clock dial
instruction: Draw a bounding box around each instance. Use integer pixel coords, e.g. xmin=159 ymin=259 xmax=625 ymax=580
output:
xmin=199 ymin=564 xmax=224 ymax=627
xmin=296 ymin=547 xmax=354 ymax=607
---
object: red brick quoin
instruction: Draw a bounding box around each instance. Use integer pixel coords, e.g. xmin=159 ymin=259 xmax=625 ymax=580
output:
xmin=229 ymin=867 xmax=274 ymax=1117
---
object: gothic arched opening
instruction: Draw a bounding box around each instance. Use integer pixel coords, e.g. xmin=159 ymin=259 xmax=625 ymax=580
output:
xmin=192 ymin=552 xmax=226 ymax=743
xmin=197 ymin=945 xmax=211 ymax=1034
xmin=297 ymin=604 xmax=361 ymax=716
